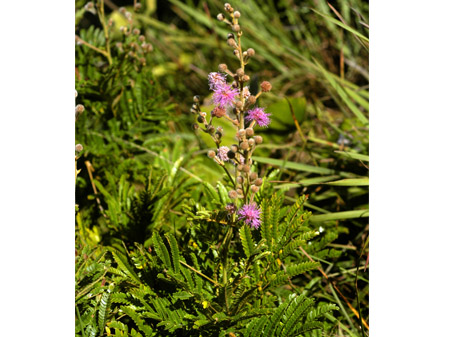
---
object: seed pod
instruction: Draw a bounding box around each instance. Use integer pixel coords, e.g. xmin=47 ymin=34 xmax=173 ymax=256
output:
xmin=236 ymin=176 xmax=244 ymax=184
xmin=227 ymin=150 xmax=236 ymax=159
xmin=207 ymin=125 xmax=215 ymax=134
xmin=254 ymin=178 xmax=263 ymax=186
xmin=254 ymin=135 xmax=263 ymax=144
xmin=242 ymin=165 xmax=250 ymax=173
xmin=251 ymin=185 xmax=259 ymax=193
xmin=247 ymin=48 xmax=255 ymax=57
xmin=207 ymin=150 xmax=216 ymax=158
xmin=233 ymin=11 xmax=241 ymax=18
xmin=217 ymin=13 xmax=225 ymax=21
xmin=218 ymin=64 xmax=228 ymax=72
xmin=227 ymin=38 xmax=237 ymax=48
xmin=236 ymin=188 xmax=243 ymax=195
xmin=240 ymin=141 xmax=249 ymax=150
xmin=212 ymin=107 xmax=226 ymax=118
xmin=261 ymin=81 xmax=272 ymax=92
xmin=248 ymin=95 xmax=256 ymax=104
xmin=75 ymin=104 xmax=85 ymax=114
xmin=145 ymin=43 xmax=153 ymax=52
xmin=237 ymin=164 xmax=243 ymax=171
xmin=230 ymin=144 xmax=238 ymax=152
xmin=139 ymin=35 xmax=145 ymax=42
xmin=242 ymin=75 xmax=250 ymax=82
xmin=235 ymin=101 xmax=243 ymax=109
xmin=132 ymin=28 xmax=140 ymax=35
xmin=232 ymin=24 xmax=241 ymax=32
xmin=228 ymin=190 xmax=238 ymax=199
xmin=238 ymin=129 xmax=246 ymax=138
xmin=236 ymin=68 xmax=244 ymax=77
xmin=245 ymin=128 xmax=254 ymax=137
xmin=249 ymin=172 xmax=258 ymax=181
xmin=248 ymin=138 xmax=255 ymax=147
xmin=75 ymin=144 xmax=84 ymax=152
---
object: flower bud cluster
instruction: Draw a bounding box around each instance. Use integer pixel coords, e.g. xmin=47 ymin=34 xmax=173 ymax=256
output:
xmin=75 ymin=91 xmax=84 ymax=180
xmin=191 ymin=3 xmax=273 ymax=220
xmin=113 ymin=5 xmax=152 ymax=66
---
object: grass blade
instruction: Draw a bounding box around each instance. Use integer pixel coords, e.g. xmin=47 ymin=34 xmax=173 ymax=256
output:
xmin=310 ymin=210 xmax=369 ymax=222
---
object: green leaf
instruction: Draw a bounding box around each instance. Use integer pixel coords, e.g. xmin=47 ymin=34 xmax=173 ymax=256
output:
xmin=313 ymin=58 xmax=369 ymax=126
xmin=312 ymin=9 xmax=369 ymax=42
xmin=310 ymin=210 xmax=369 ymax=222
xmin=152 ymin=232 xmax=172 ymax=271
xmin=260 ymin=199 xmax=273 ymax=251
xmin=165 ymin=233 xmax=181 ymax=274
xmin=326 ymin=178 xmax=369 ymax=186
xmin=97 ymin=289 xmax=112 ymax=334
xmin=173 ymin=291 xmax=194 ymax=300
xmin=253 ymin=156 xmax=335 ymax=175
xmin=334 ymin=150 xmax=369 ymax=162
xmin=108 ymin=248 xmax=142 ymax=285
xmin=239 ymin=225 xmax=255 ymax=258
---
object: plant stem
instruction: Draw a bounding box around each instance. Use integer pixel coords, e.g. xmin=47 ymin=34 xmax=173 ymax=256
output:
xmin=221 ymin=226 xmax=234 ymax=313
xmin=97 ymin=0 xmax=113 ymax=66
xmin=76 ymin=37 xmax=110 ymax=59
xmin=179 ymin=260 xmax=220 ymax=287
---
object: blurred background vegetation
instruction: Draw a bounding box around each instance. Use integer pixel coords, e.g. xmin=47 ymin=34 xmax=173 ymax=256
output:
xmin=76 ymin=0 xmax=368 ymax=335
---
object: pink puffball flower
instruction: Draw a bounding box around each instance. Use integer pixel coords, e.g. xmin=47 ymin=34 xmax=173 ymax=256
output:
xmin=208 ymin=72 xmax=226 ymax=90
xmin=217 ymin=146 xmax=230 ymax=162
xmin=238 ymin=203 xmax=262 ymax=229
xmin=245 ymin=107 xmax=271 ymax=127
xmin=213 ymin=83 xmax=239 ymax=108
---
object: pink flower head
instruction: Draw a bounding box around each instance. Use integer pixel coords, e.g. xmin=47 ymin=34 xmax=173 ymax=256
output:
xmin=217 ymin=146 xmax=230 ymax=162
xmin=208 ymin=72 xmax=226 ymax=90
xmin=245 ymin=107 xmax=271 ymax=127
xmin=238 ymin=203 xmax=261 ymax=229
xmin=213 ymin=83 xmax=239 ymax=108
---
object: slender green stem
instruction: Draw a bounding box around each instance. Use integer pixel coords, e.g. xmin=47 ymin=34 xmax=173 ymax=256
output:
xmin=76 ymin=37 xmax=109 ymax=58
xmin=179 ymin=260 xmax=220 ymax=287
xmin=221 ymin=226 xmax=234 ymax=313
xmin=222 ymin=165 xmax=236 ymax=189
xmin=97 ymin=0 xmax=113 ymax=66
xmin=76 ymin=305 xmax=87 ymax=337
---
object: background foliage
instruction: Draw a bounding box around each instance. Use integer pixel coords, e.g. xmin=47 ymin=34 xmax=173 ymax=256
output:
xmin=76 ymin=0 xmax=368 ymax=336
